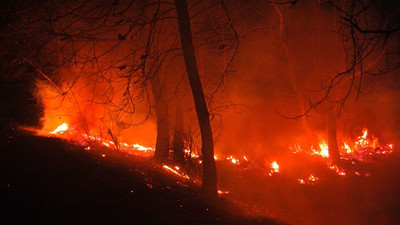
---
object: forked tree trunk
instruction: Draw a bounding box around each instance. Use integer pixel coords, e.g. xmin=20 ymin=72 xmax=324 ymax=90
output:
xmin=327 ymin=108 xmax=341 ymax=162
xmin=172 ymin=99 xmax=185 ymax=164
xmin=151 ymin=76 xmax=170 ymax=161
xmin=175 ymin=0 xmax=217 ymax=197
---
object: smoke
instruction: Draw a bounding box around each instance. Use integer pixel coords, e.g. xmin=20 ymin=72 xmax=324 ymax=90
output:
xmin=28 ymin=1 xmax=400 ymax=224
xmin=209 ymin=0 xmax=400 ymax=158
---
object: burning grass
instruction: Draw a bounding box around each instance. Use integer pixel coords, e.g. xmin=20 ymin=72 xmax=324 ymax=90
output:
xmin=43 ymin=122 xmax=397 ymax=190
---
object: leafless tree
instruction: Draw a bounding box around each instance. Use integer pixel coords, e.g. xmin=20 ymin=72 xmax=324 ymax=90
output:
xmin=24 ymin=0 xmax=239 ymax=197
xmin=274 ymin=0 xmax=400 ymax=118
xmin=270 ymin=0 xmax=399 ymax=161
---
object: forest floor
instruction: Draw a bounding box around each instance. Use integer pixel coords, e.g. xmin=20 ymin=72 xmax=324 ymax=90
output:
xmin=0 ymin=129 xmax=286 ymax=225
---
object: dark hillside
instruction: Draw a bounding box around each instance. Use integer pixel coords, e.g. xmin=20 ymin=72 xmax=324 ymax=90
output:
xmin=0 ymin=131 xmax=285 ymax=225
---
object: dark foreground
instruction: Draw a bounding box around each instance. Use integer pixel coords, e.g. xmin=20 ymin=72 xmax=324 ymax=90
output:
xmin=0 ymin=130 xmax=285 ymax=225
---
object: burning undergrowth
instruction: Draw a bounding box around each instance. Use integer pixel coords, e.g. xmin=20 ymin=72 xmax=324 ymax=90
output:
xmin=44 ymin=122 xmax=396 ymax=183
xmin=25 ymin=119 xmax=399 ymax=225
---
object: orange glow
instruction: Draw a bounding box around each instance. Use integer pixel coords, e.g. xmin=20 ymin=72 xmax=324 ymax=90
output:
xmin=21 ymin=5 xmax=398 ymax=223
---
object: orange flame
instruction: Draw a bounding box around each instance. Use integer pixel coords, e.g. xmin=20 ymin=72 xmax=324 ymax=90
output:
xmin=269 ymin=161 xmax=280 ymax=176
xmin=50 ymin=123 xmax=69 ymax=134
xmin=298 ymin=174 xmax=319 ymax=185
xmin=162 ymin=165 xmax=190 ymax=179
xmin=310 ymin=140 xmax=329 ymax=158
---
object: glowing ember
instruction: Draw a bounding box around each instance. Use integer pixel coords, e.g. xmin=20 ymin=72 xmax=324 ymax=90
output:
xmin=269 ymin=161 xmax=280 ymax=176
xmin=184 ymin=149 xmax=200 ymax=158
xmin=217 ymin=190 xmax=230 ymax=195
xmin=271 ymin=161 xmax=279 ymax=172
xmin=50 ymin=123 xmax=69 ymax=134
xmin=362 ymin=129 xmax=368 ymax=139
xmin=162 ymin=165 xmax=190 ymax=179
xmin=298 ymin=174 xmax=319 ymax=185
xmin=308 ymin=174 xmax=319 ymax=182
xmin=290 ymin=144 xmax=302 ymax=154
xmin=214 ymin=155 xmax=249 ymax=165
xmin=103 ymin=142 xmax=110 ymax=147
xmin=343 ymin=143 xmax=352 ymax=154
xmin=329 ymin=165 xmax=346 ymax=176
xmin=227 ymin=156 xmax=239 ymax=164
xmin=133 ymin=144 xmax=153 ymax=151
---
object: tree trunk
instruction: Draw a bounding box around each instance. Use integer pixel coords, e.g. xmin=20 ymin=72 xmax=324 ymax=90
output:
xmin=175 ymin=0 xmax=217 ymax=197
xmin=151 ymin=76 xmax=170 ymax=161
xmin=172 ymin=99 xmax=185 ymax=164
xmin=327 ymin=108 xmax=341 ymax=162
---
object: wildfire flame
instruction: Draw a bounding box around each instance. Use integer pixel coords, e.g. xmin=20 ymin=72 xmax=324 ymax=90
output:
xmin=340 ymin=128 xmax=394 ymax=161
xmin=298 ymin=174 xmax=319 ymax=185
xmin=50 ymin=123 xmax=69 ymax=134
xmin=269 ymin=161 xmax=280 ymax=176
xmin=39 ymin=120 xmax=395 ymax=190
xmin=343 ymin=143 xmax=352 ymax=154
xmin=132 ymin=144 xmax=153 ymax=151
xmin=328 ymin=164 xmax=346 ymax=176
xmin=227 ymin=155 xmax=240 ymax=165
xmin=310 ymin=140 xmax=329 ymax=158
xmin=292 ymin=128 xmax=394 ymax=162
xmin=162 ymin=165 xmax=190 ymax=180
